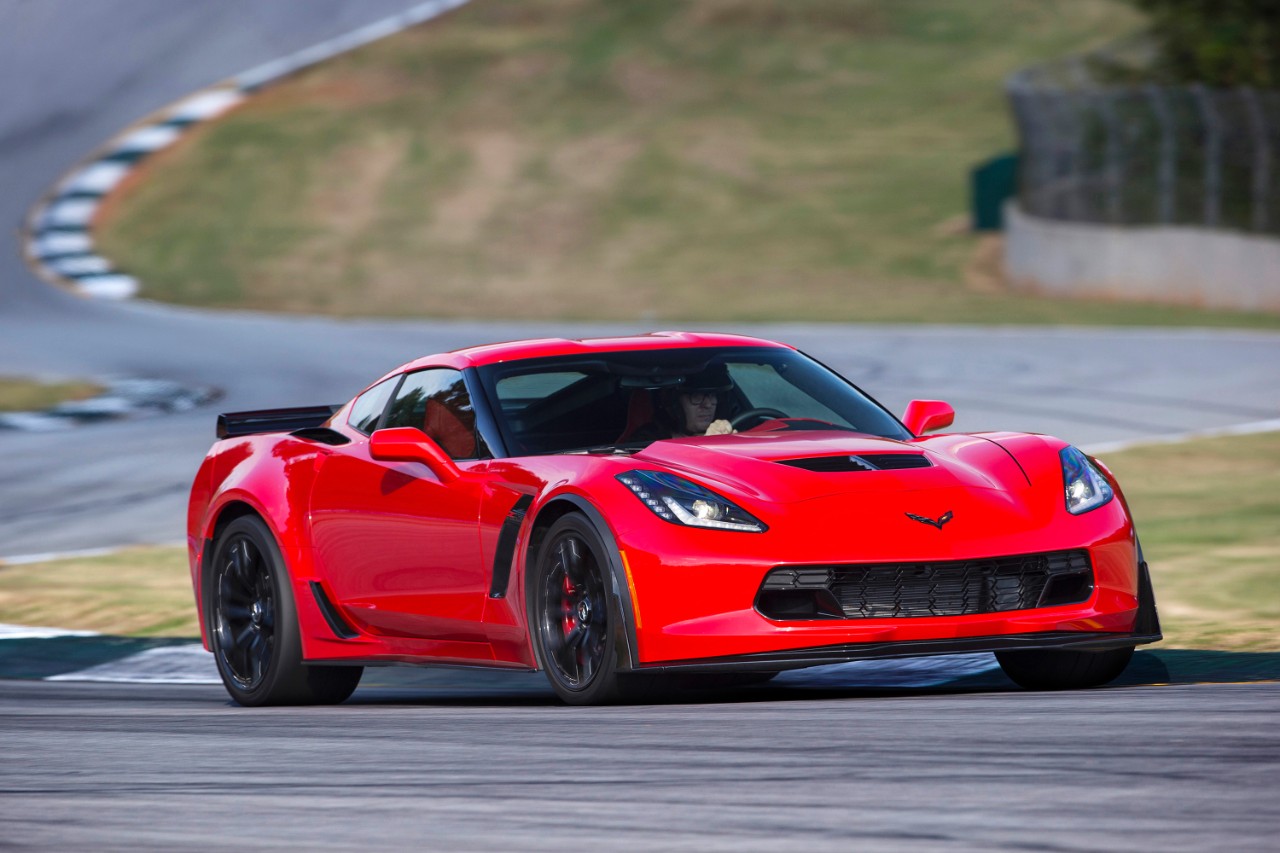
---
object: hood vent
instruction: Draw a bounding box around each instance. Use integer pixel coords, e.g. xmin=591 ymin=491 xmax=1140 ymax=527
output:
xmin=778 ymin=453 xmax=932 ymax=473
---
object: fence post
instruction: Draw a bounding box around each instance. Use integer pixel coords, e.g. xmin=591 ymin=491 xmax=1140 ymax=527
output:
xmin=1147 ymin=85 xmax=1176 ymax=224
xmin=1095 ymin=91 xmax=1123 ymax=223
xmin=1242 ymin=88 xmax=1271 ymax=233
xmin=1193 ymin=85 xmax=1222 ymax=228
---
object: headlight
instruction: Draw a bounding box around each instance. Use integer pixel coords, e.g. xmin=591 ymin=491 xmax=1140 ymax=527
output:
xmin=616 ymin=470 xmax=767 ymax=532
xmin=1060 ymin=446 xmax=1114 ymax=515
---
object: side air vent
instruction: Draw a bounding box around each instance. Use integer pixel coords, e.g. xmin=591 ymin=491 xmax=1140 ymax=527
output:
xmin=778 ymin=453 xmax=932 ymax=473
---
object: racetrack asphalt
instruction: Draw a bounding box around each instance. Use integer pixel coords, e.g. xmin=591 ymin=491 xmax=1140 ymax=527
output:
xmin=0 ymin=3 xmax=1279 ymax=849
xmin=2 ymin=677 xmax=1278 ymax=851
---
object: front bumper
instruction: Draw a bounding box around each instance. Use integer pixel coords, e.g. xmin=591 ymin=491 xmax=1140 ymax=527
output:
xmin=616 ymin=495 xmax=1154 ymax=667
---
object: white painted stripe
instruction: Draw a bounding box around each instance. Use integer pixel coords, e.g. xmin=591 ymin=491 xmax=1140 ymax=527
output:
xmin=74 ymin=274 xmax=139 ymax=299
xmin=0 ymin=546 xmax=120 ymax=566
xmin=0 ymin=411 xmax=73 ymax=432
xmin=167 ymin=89 xmax=245 ymax=122
xmin=58 ymin=161 xmax=131 ymax=195
xmin=47 ymin=644 xmax=221 ymax=684
xmin=112 ymin=124 xmax=182 ymax=154
xmin=42 ymin=198 xmax=98 ymax=227
xmin=48 ymin=255 xmax=112 ymax=276
xmin=1084 ymin=417 xmax=1280 ymax=455
xmin=32 ymin=231 xmax=93 ymax=256
xmin=773 ymin=652 xmax=1000 ymax=688
xmin=236 ymin=0 xmax=471 ymax=89
xmin=0 ymin=623 xmax=99 ymax=640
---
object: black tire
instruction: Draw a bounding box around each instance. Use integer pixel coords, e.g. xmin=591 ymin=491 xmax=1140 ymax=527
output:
xmin=529 ymin=514 xmax=626 ymax=705
xmin=208 ymin=516 xmax=362 ymax=706
xmin=996 ymin=646 xmax=1134 ymax=691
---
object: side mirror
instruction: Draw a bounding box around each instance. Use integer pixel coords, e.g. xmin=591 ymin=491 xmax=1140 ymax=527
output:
xmin=369 ymin=427 xmax=462 ymax=483
xmin=902 ymin=400 xmax=955 ymax=435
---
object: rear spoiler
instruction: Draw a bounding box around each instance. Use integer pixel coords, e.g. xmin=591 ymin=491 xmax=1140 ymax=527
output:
xmin=216 ymin=405 xmax=342 ymax=439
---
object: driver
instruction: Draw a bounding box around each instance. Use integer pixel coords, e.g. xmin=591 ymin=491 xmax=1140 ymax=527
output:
xmin=631 ymin=365 xmax=736 ymax=440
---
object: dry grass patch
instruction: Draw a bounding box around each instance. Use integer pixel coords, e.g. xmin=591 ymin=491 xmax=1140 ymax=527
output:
xmin=0 ymin=547 xmax=196 ymax=637
xmin=0 ymin=377 xmax=103 ymax=412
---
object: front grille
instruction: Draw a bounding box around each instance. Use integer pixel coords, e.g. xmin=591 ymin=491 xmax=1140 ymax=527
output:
xmin=756 ymin=550 xmax=1093 ymax=620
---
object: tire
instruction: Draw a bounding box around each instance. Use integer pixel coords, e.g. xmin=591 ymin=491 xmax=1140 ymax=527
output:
xmin=996 ymin=646 xmax=1134 ymax=691
xmin=208 ymin=515 xmax=362 ymax=706
xmin=528 ymin=514 xmax=627 ymax=705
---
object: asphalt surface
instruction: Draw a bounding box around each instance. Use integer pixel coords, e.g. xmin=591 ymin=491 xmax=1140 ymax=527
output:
xmin=0 ymin=3 xmax=1278 ymax=849
xmin=2 ymin=676 xmax=1278 ymax=851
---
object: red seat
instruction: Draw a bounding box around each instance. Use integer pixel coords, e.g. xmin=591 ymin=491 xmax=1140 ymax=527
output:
xmin=617 ymin=390 xmax=654 ymax=442
xmin=424 ymin=398 xmax=475 ymax=459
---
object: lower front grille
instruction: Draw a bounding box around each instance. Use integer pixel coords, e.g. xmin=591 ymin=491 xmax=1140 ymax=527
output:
xmin=757 ymin=550 xmax=1094 ymax=621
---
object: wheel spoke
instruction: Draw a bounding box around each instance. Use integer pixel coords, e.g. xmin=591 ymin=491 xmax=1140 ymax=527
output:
xmin=558 ymin=538 xmax=584 ymax=584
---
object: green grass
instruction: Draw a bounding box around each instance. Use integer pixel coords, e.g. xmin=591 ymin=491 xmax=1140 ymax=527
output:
xmin=3 ymin=430 xmax=1277 ymax=647
xmin=0 ymin=377 xmax=103 ymax=412
xmin=95 ymin=0 xmax=1278 ymax=327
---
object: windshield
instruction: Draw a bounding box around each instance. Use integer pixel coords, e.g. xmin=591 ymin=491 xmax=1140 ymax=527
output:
xmin=474 ymin=347 xmax=911 ymax=456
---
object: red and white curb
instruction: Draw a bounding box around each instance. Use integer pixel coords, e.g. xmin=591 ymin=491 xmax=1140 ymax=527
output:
xmin=24 ymin=0 xmax=471 ymax=301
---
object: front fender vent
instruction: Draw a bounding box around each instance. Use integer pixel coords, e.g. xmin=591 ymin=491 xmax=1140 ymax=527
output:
xmin=778 ymin=453 xmax=932 ymax=473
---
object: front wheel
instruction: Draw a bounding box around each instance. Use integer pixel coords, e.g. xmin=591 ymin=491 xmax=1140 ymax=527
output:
xmin=529 ymin=514 xmax=626 ymax=705
xmin=996 ymin=646 xmax=1134 ymax=691
xmin=209 ymin=515 xmax=362 ymax=706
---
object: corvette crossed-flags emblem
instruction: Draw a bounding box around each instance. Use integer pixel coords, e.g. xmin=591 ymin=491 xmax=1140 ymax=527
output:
xmin=905 ymin=510 xmax=954 ymax=530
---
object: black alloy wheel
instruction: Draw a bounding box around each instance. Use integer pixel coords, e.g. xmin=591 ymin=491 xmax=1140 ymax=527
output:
xmin=213 ymin=531 xmax=276 ymax=691
xmin=209 ymin=515 xmax=362 ymax=706
xmin=531 ymin=514 xmax=625 ymax=704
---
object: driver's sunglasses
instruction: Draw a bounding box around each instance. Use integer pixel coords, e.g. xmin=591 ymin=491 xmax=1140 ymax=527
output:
xmin=686 ymin=391 xmax=719 ymax=406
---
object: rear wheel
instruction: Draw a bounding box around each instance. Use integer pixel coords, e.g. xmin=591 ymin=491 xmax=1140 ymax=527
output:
xmin=530 ymin=514 xmax=625 ymax=705
xmin=996 ymin=646 xmax=1134 ymax=691
xmin=209 ymin=516 xmax=362 ymax=706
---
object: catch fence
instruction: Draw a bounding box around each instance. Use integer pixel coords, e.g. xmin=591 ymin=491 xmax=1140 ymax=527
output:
xmin=1007 ymin=60 xmax=1280 ymax=235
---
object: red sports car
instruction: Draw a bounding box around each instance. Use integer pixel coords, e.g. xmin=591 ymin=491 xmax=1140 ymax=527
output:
xmin=187 ymin=332 xmax=1160 ymax=705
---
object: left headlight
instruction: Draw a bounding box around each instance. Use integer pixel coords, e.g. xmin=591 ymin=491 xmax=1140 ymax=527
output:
xmin=1060 ymin=446 xmax=1114 ymax=515
xmin=616 ymin=470 xmax=767 ymax=532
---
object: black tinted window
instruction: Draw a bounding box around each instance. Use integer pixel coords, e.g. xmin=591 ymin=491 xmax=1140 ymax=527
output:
xmin=348 ymin=378 xmax=397 ymax=435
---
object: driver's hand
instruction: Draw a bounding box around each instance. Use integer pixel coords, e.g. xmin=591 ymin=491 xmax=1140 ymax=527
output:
xmin=704 ymin=419 xmax=736 ymax=436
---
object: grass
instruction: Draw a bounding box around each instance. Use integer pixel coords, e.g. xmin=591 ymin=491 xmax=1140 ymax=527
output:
xmin=0 ymin=377 xmax=103 ymax=412
xmin=94 ymin=0 xmax=1278 ymax=327
xmin=2 ymin=430 xmax=1276 ymax=647
xmin=1101 ymin=430 xmax=1280 ymax=651
xmin=0 ymin=547 xmax=198 ymax=638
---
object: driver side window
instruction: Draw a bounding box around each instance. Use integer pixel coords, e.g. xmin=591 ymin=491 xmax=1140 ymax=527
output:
xmin=384 ymin=368 xmax=481 ymax=460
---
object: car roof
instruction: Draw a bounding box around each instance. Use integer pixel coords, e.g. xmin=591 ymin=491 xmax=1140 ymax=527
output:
xmin=396 ymin=331 xmax=793 ymax=373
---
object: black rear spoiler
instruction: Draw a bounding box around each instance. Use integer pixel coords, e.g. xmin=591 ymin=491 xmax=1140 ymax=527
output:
xmin=216 ymin=405 xmax=342 ymax=439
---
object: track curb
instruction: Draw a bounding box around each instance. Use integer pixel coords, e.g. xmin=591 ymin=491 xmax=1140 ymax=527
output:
xmin=22 ymin=0 xmax=471 ymax=302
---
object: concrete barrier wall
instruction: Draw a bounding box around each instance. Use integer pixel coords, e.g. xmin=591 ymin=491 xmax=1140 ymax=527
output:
xmin=1004 ymin=203 xmax=1280 ymax=312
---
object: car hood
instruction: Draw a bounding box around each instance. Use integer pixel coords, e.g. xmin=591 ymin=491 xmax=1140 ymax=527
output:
xmin=631 ymin=430 xmax=1044 ymax=506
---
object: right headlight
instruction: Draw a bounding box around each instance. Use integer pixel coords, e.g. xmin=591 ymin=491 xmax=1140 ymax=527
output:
xmin=616 ymin=470 xmax=766 ymax=532
xmin=1060 ymin=446 xmax=1114 ymax=515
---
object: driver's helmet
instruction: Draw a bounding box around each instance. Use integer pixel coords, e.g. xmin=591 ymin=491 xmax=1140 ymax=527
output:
xmin=681 ymin=364 xmax=733 ymax=395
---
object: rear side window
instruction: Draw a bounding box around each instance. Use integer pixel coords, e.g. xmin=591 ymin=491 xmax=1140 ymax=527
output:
xmin=348 ymin=378 xmax=397 ymax=435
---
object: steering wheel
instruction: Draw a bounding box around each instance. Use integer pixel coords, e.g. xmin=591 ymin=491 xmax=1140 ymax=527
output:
xmin=729 ymin=407 xmax=789 ymax=430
